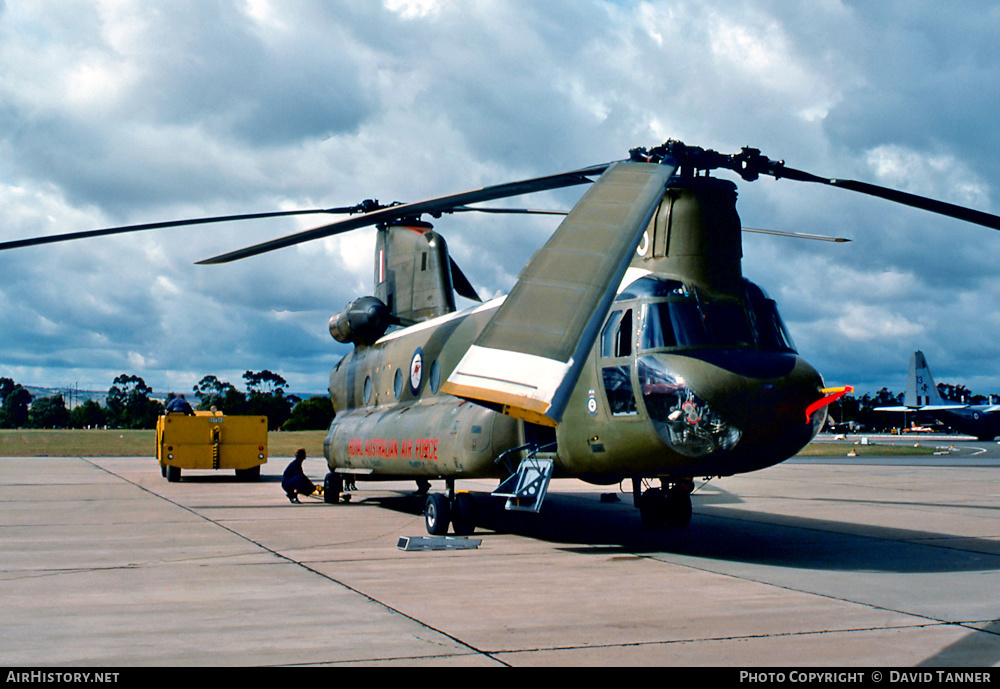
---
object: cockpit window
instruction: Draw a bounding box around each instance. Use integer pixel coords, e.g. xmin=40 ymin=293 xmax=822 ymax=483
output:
xmin=600 ymin=309 xmax=633 ymax=358
xmin=628 ymin=277 xmax=797 ymax=353
xmin=701 ymin=299 xmax=755 ymax=347
xmin=745 ymin=282 xmax=797 ymax=352
xmin=641 ymin=300 xmax=706 ymax=348
xmin=618 ymin=276 xmax=687 ymax=300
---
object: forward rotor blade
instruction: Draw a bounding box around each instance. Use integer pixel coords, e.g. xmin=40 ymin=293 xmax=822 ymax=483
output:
xmin=196 ymin=163 xmax=613 ymax=264
xmin=777 ymin=165 xmax=1000 ymax=232
xmin=741 ymin=227 xmax=851 ymax=242
xmin=0 ymin=207 xmax=365 ymax=252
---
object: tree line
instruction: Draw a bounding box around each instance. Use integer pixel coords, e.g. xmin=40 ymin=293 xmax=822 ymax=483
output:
xmin=5 ymin=372 xmax=993 ymax=434
xmin=0 ymin=371 xmax=334 ymax=431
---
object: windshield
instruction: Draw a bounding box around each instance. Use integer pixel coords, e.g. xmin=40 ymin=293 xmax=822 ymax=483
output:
xmin=633 ymin=277 xmax=796 ymax=353
xmin=744 ymin=281 xmax=797 ymax=352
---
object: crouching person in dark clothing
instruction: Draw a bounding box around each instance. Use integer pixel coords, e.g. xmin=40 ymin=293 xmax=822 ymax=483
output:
xmin=282 ymin=448 xmax=316 ymax=503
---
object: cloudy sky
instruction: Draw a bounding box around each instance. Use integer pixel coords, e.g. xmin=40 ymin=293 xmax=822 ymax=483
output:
xmin=3 ymin=0 xmax=1000 ymax=401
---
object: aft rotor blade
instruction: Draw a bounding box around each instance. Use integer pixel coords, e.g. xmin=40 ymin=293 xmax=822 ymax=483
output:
xmin=777 ymin=165 xmax=1000 ymax=232
xmin=196 ymin=163 xmax=612 ymax=264
xmin=0 ymin=207 xmax=364 ymax=252
xmin=449 ymin=257 xmax=482 ymax=303
xmin=451 ymin=206 xmax=569 ymax=216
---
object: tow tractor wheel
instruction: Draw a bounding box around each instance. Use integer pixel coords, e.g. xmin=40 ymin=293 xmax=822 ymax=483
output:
xmin=424 ymin=493 xmax=451 ymax=535
xmin=324 ymin=473 xmax=343 ymax=504
xmin=235 ymin=465 xmax=261 ymax=482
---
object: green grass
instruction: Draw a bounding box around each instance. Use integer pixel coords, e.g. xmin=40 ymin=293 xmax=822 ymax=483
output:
xmin=796 ymin=440 xmax=943 ymax=456
xmin=1 ymin=430 xmax=944 ymax=459
xmin=0 ymin=429 xmax=329 ymax=458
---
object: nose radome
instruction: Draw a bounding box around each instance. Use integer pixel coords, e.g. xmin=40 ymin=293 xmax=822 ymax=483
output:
xmin=638 ymin=351 xmax=828 ymax=469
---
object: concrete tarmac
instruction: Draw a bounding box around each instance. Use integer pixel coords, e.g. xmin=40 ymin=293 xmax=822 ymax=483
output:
xmin=2 ymin=448 xmax=1000 ymax=667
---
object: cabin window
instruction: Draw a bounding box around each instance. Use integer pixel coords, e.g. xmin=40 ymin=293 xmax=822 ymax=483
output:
xmin=429 ymin=360 xmax=441 ymax=393
xmin=363 ymin=376 xmax=372 ymax=405
xmin=393 ymin=368 xmax=403 ymax=399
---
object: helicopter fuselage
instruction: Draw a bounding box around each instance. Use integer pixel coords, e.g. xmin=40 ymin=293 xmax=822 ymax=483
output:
xmin=323 ymin=271 xmax=828 ymax=487
xmin=3 ymin=139 xmax=996 ymax=534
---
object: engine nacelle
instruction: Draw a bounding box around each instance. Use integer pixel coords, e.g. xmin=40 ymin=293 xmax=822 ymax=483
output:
xmin=329 ymin=296 xmax=392 ymax=346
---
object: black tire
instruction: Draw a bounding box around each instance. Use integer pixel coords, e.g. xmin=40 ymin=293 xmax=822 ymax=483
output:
xmin=451 ymin=493 xmax=476 ymax=536
xmin=235 ymin=465 xmax=261 ymax=482
xmin=424 ymin=493 xmax=451 ymax=535
xmin=166 ymin=465 xmax=181 ymax=483
xmin=638 ymin=487 xmax=667 ymax=529
xmin=664 ymin=485 xmax=692 ymax=528
xmin=324 ymin=473 xmax=343 ymax=504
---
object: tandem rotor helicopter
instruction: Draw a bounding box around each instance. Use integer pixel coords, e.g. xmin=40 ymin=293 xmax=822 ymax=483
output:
xmin=5 ymin=139 xmax=1000 ymax=535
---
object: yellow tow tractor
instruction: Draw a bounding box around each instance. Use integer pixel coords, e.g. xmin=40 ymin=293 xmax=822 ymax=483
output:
xmin=156 ymin=411 xmax=268 ymax=482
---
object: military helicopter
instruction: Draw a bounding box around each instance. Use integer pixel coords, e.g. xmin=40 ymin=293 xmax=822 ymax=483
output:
xmin=5 ymin=140 xmax=1000 ymax=535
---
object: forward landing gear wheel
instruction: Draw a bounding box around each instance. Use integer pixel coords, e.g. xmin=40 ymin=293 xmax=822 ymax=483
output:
xmin=638 ymin=488 xmax=667 ymax=529
xmin=638 ymin=483 xmax=692 ymax=529
xmin=664 ymin=485 xmax=692 ymax=528
xmin=424 ymin=493 xmax=451 ymax=535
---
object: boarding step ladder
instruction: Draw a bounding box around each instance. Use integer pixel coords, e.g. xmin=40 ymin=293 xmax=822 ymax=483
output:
xmin=492 ymin=447 xmax=556 ymax=513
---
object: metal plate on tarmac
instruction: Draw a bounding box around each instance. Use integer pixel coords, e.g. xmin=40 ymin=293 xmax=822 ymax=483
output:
xmin=397 ymin=536 xmax=482 ymax=551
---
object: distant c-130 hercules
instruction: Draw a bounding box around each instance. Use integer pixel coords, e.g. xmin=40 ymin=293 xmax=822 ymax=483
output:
xmin=876 ymin=350 xmax=1000 ymax=441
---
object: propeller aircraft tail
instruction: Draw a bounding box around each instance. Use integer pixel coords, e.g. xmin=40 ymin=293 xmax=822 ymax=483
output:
xmin=905 ymin=350 xmax=945 ymax=408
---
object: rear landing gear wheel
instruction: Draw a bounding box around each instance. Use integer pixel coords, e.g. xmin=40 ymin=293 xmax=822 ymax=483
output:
xmin=450 ymin=493 xmax=476 ymax=536
xmin=424 ymin=493 xmax=451 ymax=535
xmin=324 ymin=473 xmax=343 ymax=504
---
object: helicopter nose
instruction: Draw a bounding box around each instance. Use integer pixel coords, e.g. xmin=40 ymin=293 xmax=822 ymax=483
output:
xmin=637 ymin=351 xmax=829 ymax=473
